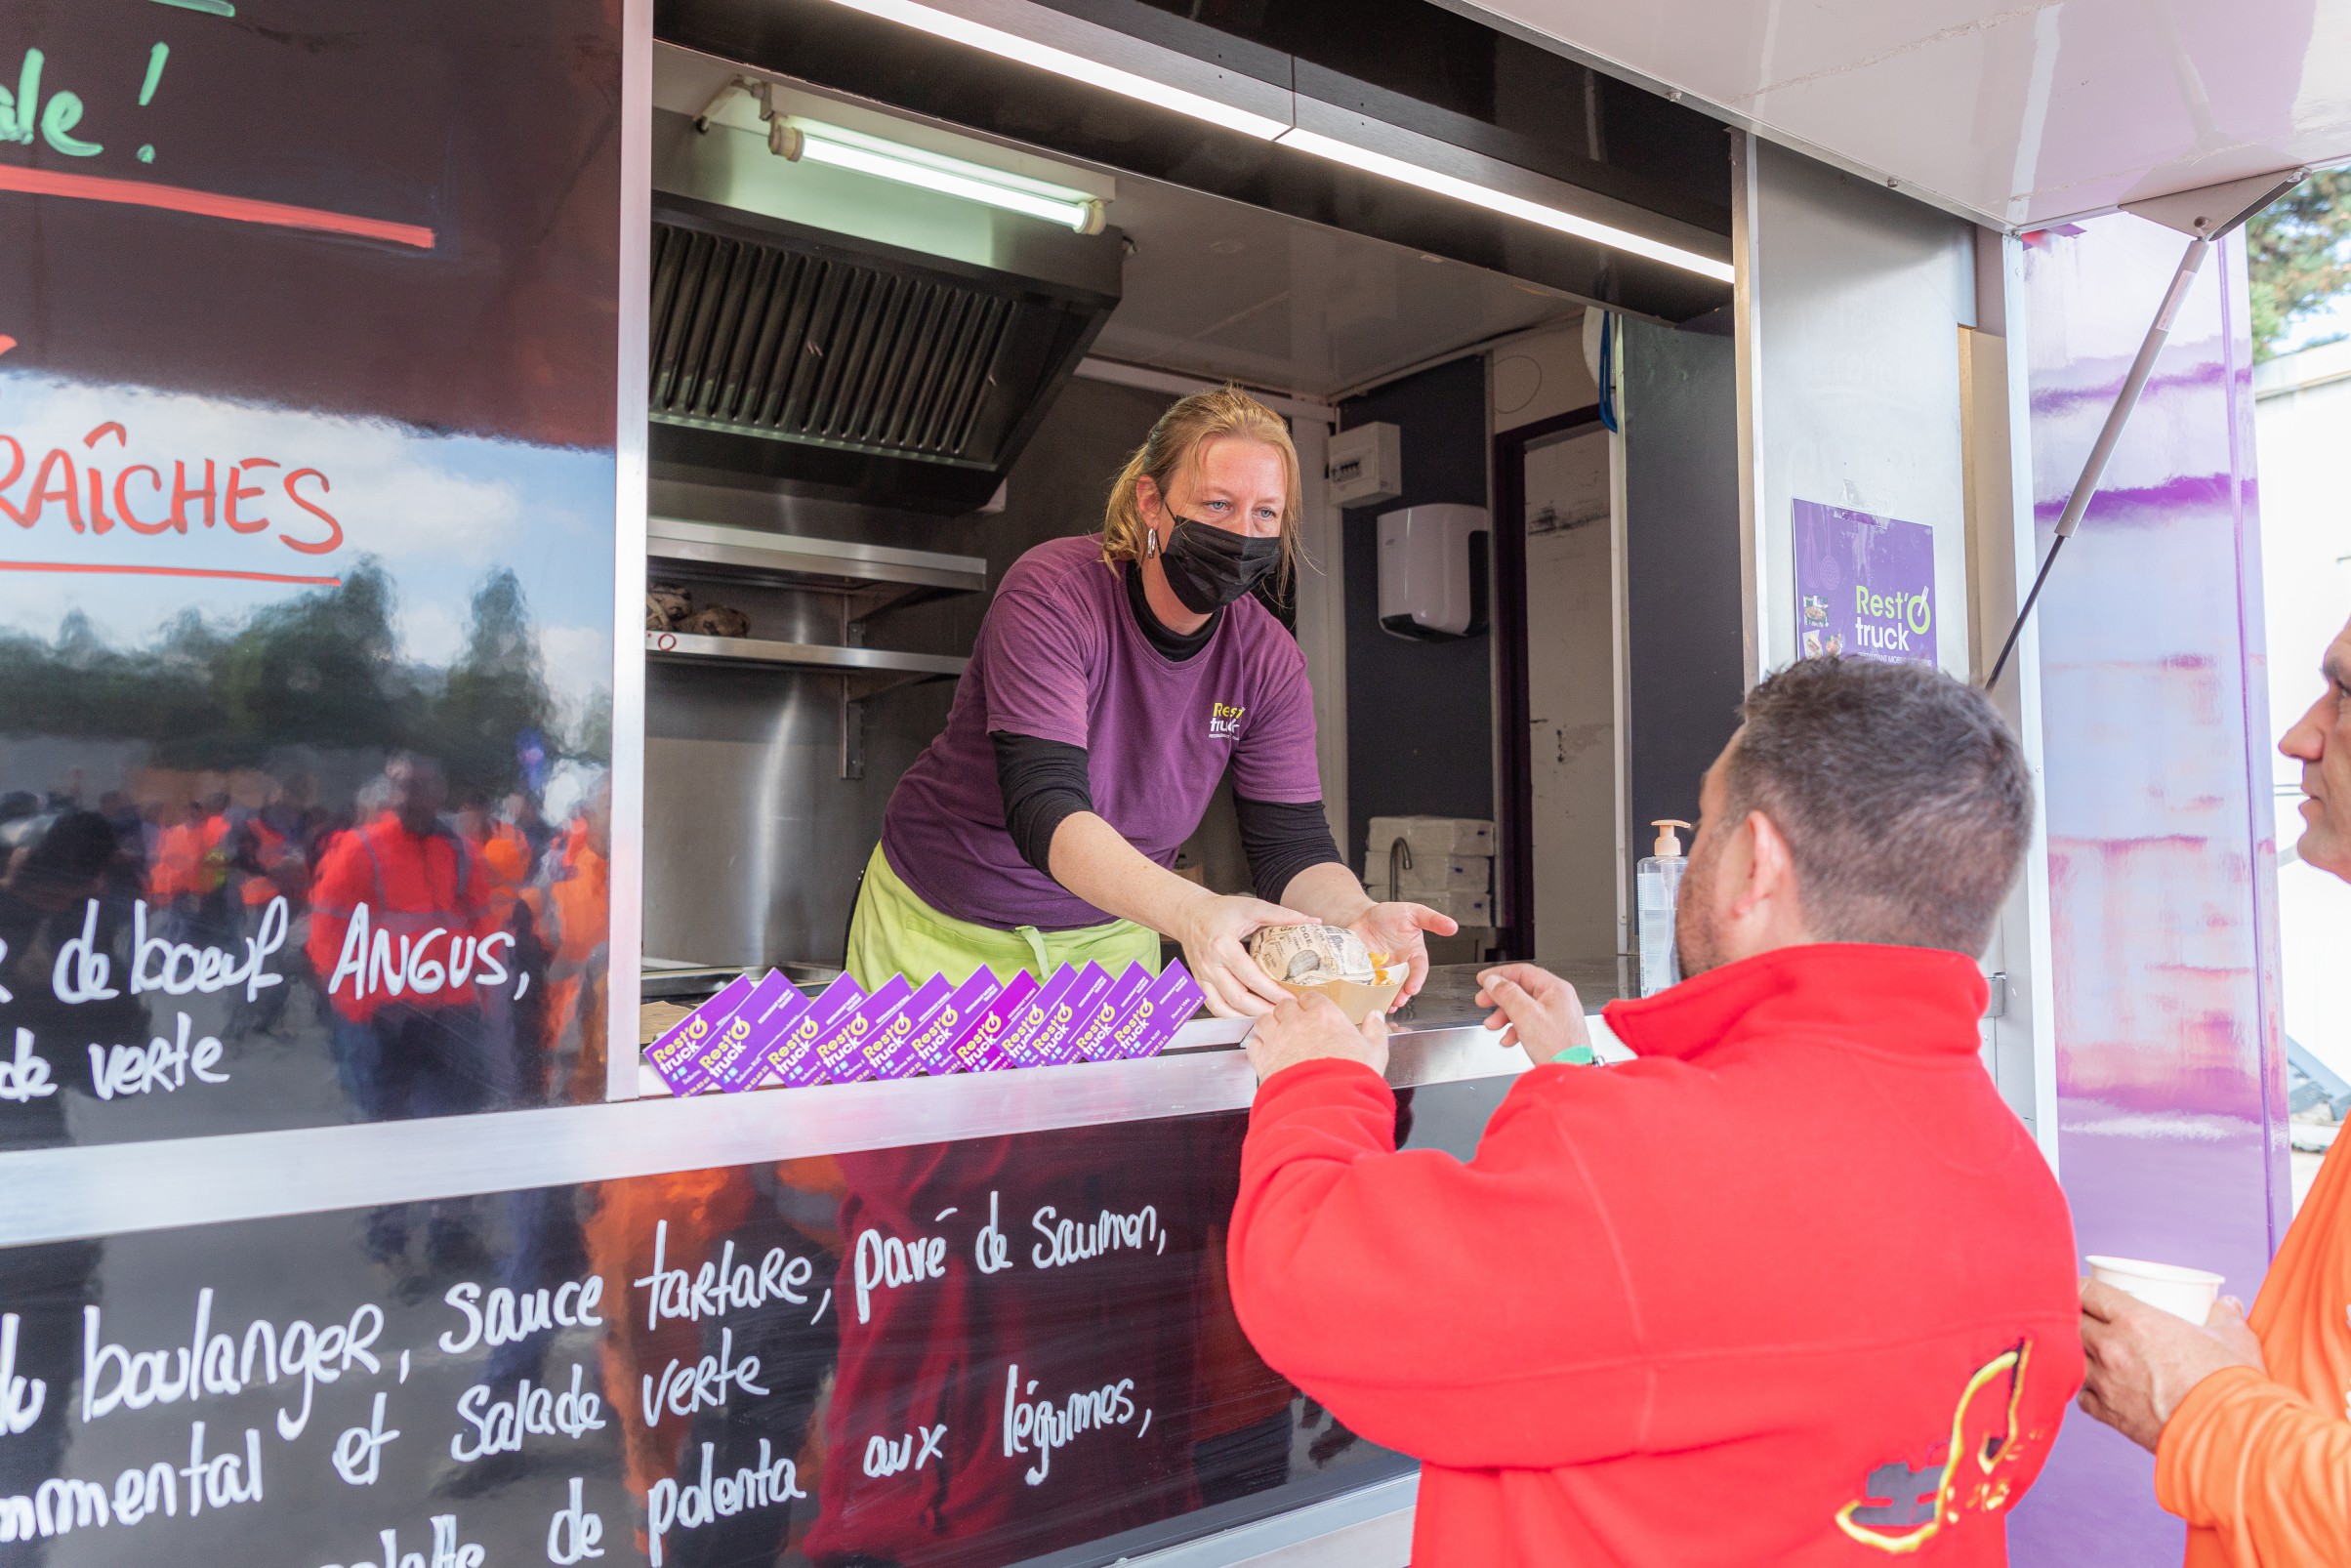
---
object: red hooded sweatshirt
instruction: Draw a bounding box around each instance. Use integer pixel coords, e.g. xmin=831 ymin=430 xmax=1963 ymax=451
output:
xmin=1227 ymin=943 xmax=2083 ymax=1566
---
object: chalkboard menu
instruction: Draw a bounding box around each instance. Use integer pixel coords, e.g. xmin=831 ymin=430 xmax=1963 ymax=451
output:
xmin=0 ymin=1093 xmax=1476 ymax=1567
xmin=0 ymin=1 xmax=622 ymax=1146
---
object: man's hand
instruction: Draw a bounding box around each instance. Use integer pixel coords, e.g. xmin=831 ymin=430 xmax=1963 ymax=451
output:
xmin=1247 ymin=992 xmax=1388 ymax=1084
xmin=2078 ymin=1277 xmax=2266 ymax=1451
xmin=1474 ymin=963 xmax=1592 ymax=1065
xmin=1346 ymin=901 xmax=1459 ymax=999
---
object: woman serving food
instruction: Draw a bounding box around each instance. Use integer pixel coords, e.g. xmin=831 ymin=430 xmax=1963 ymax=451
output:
xmin=848 ymin=386 xmax=1454 ymax=1014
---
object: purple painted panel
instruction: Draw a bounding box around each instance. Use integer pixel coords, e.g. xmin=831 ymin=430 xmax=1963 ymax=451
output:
xmin=2006 ymin=219 xmax=2289 ymax=1563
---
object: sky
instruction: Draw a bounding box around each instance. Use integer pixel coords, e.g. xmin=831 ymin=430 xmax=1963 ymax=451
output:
xmin=0 ymin=367 xmax=616 ymax=734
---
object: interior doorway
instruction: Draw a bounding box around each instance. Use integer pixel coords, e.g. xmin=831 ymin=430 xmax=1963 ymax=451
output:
xmin=1496 ymin=407 xmax=1620 ymax=967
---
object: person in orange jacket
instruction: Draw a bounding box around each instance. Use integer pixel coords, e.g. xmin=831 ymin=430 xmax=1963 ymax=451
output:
xmin=149 ymin=790 xmax=235 ymax=946
xmin=2078 ymin=611 xmax=2351 ymax=1565
xmin=306 ymin=754 xmax=501 ymax=1123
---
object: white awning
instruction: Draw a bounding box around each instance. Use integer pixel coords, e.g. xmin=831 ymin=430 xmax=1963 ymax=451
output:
xmin=1459 ymin=0 xmax=2351 ymax=227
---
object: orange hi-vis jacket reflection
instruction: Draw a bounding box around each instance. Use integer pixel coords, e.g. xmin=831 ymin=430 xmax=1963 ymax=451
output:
xmin=306 ymin=813 xmax=500 ymax=1024
xmin=148 ymin=811 xmax=229 ymax=902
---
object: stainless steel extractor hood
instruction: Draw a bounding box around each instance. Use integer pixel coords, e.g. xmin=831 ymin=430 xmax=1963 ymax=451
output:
xmin=649 ymin=107 xmax=1124 ymax=511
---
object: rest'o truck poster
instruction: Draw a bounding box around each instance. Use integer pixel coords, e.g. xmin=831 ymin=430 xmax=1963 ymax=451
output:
xmin=1792 ymin=499 xmax=1938 ymax=668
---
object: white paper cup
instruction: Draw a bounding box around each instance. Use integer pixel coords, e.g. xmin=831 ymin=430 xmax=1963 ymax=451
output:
xmin=2086 ymin=1255 xmax=2225 ymax=1323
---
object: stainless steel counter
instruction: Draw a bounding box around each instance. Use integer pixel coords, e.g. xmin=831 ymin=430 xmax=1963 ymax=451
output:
xmin=1158 ymin=960 xmax=1632 ymax=1051
xmin=0 ymin=964 xmax=1636 ymax=1251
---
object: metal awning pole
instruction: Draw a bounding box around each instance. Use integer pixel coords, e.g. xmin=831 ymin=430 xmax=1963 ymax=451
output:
xmin=1983 ymin=164 xmax=2306 ymax=690
xmin=1986 ymin=234 xmax=2209 ymax=687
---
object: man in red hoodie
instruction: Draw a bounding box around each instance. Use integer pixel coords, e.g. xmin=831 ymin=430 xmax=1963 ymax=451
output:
xmin=1227 ymin=657 xmax=2083 ymax=1565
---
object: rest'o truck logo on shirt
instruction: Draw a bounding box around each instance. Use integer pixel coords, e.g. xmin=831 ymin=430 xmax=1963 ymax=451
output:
xmin=1209 ymin=701 xmax=1244 ymax=740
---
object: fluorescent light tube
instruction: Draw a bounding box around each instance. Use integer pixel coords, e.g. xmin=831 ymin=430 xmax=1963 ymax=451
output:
xmin=811 ymin=0 xmax=1290 ymax=141
xmin=783 ymin=119 xmax=1104 ymax=230
xmin=803 ymin=0 xmax=1734 ymax=282
xmin=1275 ymin=128 xmax=1736 ymax=283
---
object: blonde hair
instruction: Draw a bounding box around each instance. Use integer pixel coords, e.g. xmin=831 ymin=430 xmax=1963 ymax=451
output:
xmin=1100 ymin=386 xmax=1302 ymax=587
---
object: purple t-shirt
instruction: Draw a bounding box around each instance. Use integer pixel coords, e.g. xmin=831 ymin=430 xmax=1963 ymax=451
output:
xmin=882 ymin=534 xmax=1321 ymax=930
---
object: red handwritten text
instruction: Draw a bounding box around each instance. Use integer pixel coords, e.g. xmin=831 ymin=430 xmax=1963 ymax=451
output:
xmin=0 ymin=422 xmax=344 ymax=557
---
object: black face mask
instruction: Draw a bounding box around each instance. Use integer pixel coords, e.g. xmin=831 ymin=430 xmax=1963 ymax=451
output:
xmin=1155 ymin=516 xmax=1281 ymax=614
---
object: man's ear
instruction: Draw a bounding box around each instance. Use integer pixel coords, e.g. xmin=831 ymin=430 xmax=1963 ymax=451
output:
xmin=1744 ymin=809 xmax=1805 ymax=926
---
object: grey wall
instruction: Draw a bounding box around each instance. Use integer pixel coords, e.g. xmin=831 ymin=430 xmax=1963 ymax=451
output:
xmin=1339 ymin=355 xmax=1494 ymax=870
xmin=1622 ymin=317 xmax=1745 ymax=838
xmin=642 ymin=376 xmax=1173 ymax=967
xmin=1742 ymin=138 xmax=1977 ymax=679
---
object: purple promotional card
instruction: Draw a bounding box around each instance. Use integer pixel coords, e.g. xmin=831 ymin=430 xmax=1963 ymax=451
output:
xmin=816 ymin=973 xmax=914 ymax=1084
xmin=908 ymin=970 xmax=1005 ymax=1075
xmin=1112 ymin=961 xmax=1204 ymax=1058
xmin=1034 ymin=963 xmax=1113 ymax=1065
xmin=738 ymin=975 xmax=816 ymax=1071
xmin=862 ymin=972 xmax=953 ymax=1081
xmin=1071 ymin=964 xmax=1153 ymax=1061
xmin=946 ymin=969 xmax=1038 ymax=1074
xmin=764 ymin=973 xmax=866 ymax=1089
xmin=694 ymin=970 xmax=792 ymax=1093
xmin=997 ymin=965 xmax=1081 ymax=1068
xmin=1792 ymin=499 xmax=1938 ymax=668
xmin=644 ymin=973 xmax=756 ymax=1095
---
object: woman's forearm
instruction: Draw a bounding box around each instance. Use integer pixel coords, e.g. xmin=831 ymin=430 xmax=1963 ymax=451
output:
xmin=1278 ymin=861 xmax=1375 ymax=929
xmin=1047 ymin=810 xmax=1217 ymax=935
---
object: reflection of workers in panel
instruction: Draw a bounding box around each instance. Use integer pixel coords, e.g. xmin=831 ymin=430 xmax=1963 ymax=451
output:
xmin=148 ymin=789 xmax=235 ymax=949
xmin=307 ymin=753 xmax=505 ymax=1123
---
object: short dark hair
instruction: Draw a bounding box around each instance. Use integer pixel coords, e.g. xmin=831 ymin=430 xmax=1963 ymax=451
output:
xmin=1723 ymin=657 xmax=2032 ymax=955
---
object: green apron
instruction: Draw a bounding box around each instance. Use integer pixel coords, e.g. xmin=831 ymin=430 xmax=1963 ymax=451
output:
xmin=844 ymin=843 xmax=1161 ymax=991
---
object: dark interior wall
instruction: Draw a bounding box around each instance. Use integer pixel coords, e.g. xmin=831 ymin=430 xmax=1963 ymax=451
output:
xmin=1622 ymin=317 xmax=1745 ymax=842
xmin=1339 ymin=355 xmax=1493 ymax=870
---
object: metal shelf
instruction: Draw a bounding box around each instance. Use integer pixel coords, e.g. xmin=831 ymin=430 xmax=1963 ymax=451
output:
xmin=648 ymin=517 xmax=988 ymax=625
xmin=646 ymin=631 xmax=965 ymax=687
xmin=643 ymin=632 xmax=965 ymax=777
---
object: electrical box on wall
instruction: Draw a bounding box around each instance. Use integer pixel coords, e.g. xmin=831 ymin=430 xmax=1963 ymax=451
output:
xmin=1327 ymin=422 xmax=1402 ymax=507
xmin=1379 ymin=504 xmax=1490 ymax=639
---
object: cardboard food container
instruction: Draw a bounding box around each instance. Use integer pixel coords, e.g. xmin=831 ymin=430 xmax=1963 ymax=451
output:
xmin=1248 ymin=925 xmax=1403 ymax=1025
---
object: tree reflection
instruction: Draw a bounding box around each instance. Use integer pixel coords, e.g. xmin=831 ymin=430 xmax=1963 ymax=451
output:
xmin=0 ymin=562 xmax=597 ymax=782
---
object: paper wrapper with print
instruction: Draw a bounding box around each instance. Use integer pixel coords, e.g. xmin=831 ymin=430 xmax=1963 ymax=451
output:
xmin=1247 ymin=924 xmax=1403 ymax=1025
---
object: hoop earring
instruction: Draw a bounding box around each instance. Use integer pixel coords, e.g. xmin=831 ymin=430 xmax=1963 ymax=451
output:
xmin=1144 ymin=527 xmax=1160 ymax=559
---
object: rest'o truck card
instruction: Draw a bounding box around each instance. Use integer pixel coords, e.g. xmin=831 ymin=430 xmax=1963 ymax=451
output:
xmin=816 ymin=974 xmax=914 ymax=1084
xmin=946 ymin=969 xmax=1038 ymax=1073
xmin=693 ymin=970 xmax=792 ymax=1093
xmin=1111 ymin=961 xmax=1205 ymax=1059
xmin=1034 ymin=963 xmax=1114 ymax=1065
xmin=645 ymin=972 xmax=756 ymax=1095
xmin=861 ymin=972 xmax=952 ymax=1081
xmin=1071 ymin=964 xmax=1152 ymax=1061
xmin=907 ymin=969 xmax=1005 ymax=1076
xmin=997 ymin=965 xmax=1081 ymax=1068
xmin=736 ymin=973 xmax=816 ymax=1082
xmin=765 ymin=973 xmax=866 ymax=1089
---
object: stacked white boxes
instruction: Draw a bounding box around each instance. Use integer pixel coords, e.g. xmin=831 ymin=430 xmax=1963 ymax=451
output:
xmin=1363 ymin=815 xmax=1495 ymax=927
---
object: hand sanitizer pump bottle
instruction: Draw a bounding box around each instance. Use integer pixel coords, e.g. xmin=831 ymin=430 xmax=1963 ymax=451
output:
xmin=1636 ymin=819 xmax=1691 ymax=997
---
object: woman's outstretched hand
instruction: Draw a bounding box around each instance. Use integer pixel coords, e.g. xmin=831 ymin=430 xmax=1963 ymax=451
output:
xmin=1173 ymin=892 xmax=1310 ymax=1016
xmin=1346 ymin=901 xmax=1458 ymax=1000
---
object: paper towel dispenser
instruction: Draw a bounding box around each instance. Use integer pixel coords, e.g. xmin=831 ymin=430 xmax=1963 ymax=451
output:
xmin=1378 ymin=504 xmax=1490 ymax=639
